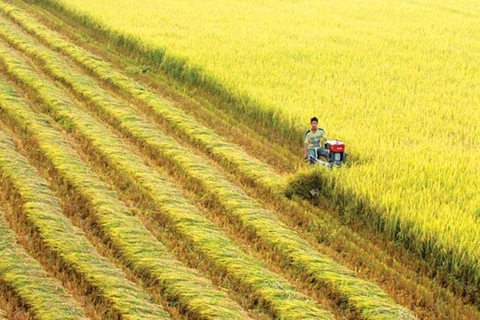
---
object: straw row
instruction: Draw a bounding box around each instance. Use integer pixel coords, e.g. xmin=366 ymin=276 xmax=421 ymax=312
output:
xmin=0 ymin=1 xmax=285 ymax=193
xmin=0 ymin=73 xmax=252 ymax=319
xmin=0 ymin=205 xmax=89 ymax=320
xmin=0 ymin=11 xmax=415 ymax=320
xmin=0 ymin=29 xmax=334 ymax=320
xmin=0 ymin=129 xmax=168 ymax=320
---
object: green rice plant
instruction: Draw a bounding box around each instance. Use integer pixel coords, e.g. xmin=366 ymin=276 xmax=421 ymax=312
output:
xmin=0 ymin=16 xmax=415 ymax=320
xmin=0 ymin=1 xmax=285 ymax=194
xmin=0 ymin=131 xmax=168 ymax=320
xmin=0 ymin=35 xmax=334 ymax=320
xmin=0 ymin=84 xmax=251 ymax=319
xmin=0 ymin=206 xmax=89 ymax=320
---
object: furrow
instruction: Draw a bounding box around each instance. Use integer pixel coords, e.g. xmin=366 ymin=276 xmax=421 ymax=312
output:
xmin=0 ymin=205 xmax=89 ymax=320
xmin=0 ymin=73 xmax=253 ymax=320
xmin=0 ymin=279 xmax=35 ymax=320
xmin=0 ymin=130 xmax=168 ymax=320
xmin=0 ymin=1 xmax=285 ymax=193
xmin=0 ymin=29 xmax=336 ymax=320
xmin=17 ymin=4 xmax=480 ymax=319
xmin=0 ymin=9 xmax=416 ymax=320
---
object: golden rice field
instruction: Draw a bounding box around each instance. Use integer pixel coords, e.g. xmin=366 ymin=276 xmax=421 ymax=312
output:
xmin=0 ymin=0 xmax=478 ymax=319
xmin=45 ymin=0 xmax=480 ymax=300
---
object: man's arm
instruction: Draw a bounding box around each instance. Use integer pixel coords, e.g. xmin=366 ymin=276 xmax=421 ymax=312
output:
xmin=304 ymin=133 xmax=310 ymax=158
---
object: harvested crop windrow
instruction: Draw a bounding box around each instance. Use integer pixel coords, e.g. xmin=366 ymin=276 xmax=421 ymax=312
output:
xmin=0 ymin=78 xmax=252 ymax=319
xmin=0 ymin=130 xmax=168 ymax=320
xmin=0 ymin=39 xmax=335 ymax=320
xmin=36 ymin=0 xmax=300 ymax=175
xmin=0 ymin=1 xmax=285 ymax=194
xmin=0 ymin=205 xmax=89 ymax=320
xmin=0 ymin=15 xmax=416 ymax=320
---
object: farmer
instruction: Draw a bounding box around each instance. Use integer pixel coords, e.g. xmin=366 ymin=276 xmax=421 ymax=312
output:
xmin=304 ymin=116 xmax=328 ymax=164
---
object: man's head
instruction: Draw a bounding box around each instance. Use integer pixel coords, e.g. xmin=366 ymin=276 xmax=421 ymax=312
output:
xmin=310 ymin=116 xmax=318 ymax=130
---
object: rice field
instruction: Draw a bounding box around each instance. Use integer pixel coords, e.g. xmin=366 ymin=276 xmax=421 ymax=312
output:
xmin=0 ymin=0 xmax=478 ymax=319
xmin=35 ymin=0 xmax=480 ymax=302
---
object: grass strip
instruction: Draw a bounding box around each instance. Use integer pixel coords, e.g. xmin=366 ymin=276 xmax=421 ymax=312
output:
xmin=0 ymin=129 xmax=169 ymax=320
xmin=0 ymin=12 xmax=415 ymax=320
xmin=0 ymin=31 xmax=335 ymax=320
xmin=0 ymin=75 xmax=252 ymax=320
xmin=0 ymin=1 xmax=285 ymax=193
xmin=0 ymin=205 xmax=89 ymax=320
